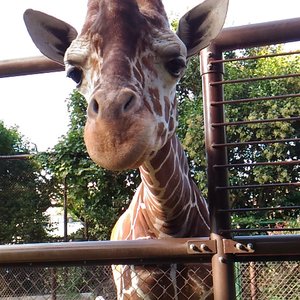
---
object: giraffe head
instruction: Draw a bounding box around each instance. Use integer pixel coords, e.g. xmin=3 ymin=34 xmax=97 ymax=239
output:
xmin=24 ymin=0 xmax=228 ymax=171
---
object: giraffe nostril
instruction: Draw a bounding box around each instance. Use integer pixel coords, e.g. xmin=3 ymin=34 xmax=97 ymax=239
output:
xmin=87 ymin=98 xmax=100 ymax=118
xmin=91 ymin=99 xmax=99 ymax=114
xmin=123 ymin=95 xmax=135 ymax=112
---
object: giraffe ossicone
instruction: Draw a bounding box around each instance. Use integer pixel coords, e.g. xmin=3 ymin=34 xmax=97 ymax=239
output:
xmin=24 ymin=0 xmax=228 ymax=298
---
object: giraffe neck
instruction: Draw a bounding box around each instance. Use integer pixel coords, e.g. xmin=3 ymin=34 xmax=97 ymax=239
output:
xmin=139 ymin=134 xmax=210 ymax=238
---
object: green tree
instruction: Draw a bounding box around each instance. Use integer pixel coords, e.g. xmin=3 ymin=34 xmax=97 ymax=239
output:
xmin=224 ymin=46 xmax=300 ymax=229
xmin=0 ymin=121 xmax=51 ymax=244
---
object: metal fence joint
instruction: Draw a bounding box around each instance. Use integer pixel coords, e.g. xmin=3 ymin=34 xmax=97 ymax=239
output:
xmin=223 ymin=239 xmax=255 ymax=254
xmin=187 ymin=240 xmax=216 ymax=254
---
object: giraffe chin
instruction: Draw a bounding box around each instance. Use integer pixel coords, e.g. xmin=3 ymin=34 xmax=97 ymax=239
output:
xmin=86 ymin=143 xmax=150 ymax=171
xmin=84 ymin=124 xmax=155 ymax=171
xmin=83 ymin=110 xmax=160 ymax=171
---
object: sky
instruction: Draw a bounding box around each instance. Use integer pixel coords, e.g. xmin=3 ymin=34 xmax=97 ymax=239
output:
xmin=1 ymin=0 xmax=300 ymax=152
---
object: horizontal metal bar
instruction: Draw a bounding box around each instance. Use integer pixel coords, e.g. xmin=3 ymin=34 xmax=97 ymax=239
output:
xmin=216 ymin=182 xmax=300 ymax=190
xmin=2 ymin=19 xmax=300 ymax=79
xmin=218 ymin=206 xmax=300 ymax=213
xmin=214 ymin=17 xmax=300 ymax=51
xmin=0 ymin=154 xmax=33 ymax=160
xmin=0 ymin=56 xmax=63 ymax=78
xmin=211 ymin=50 xmax=300 ymax=64
xmin=212 ymin=116 xmax=300 ymax=127
xmin=0 ymin=238 xmax=214 ymax=266
xmin=212 ymin=138 xmax=300 ymax=148
xmin=214 ymin=160 xmax=300 ymax=169
xmin=210 ymin=73 xmax=300 ymax=86
xmin=211 ymin=93 xmax=300 ymax=106
xmin=221 ymin=228 xmax=300 ymax=234
xmin=224 ymin=235 xmax=300 ymax=257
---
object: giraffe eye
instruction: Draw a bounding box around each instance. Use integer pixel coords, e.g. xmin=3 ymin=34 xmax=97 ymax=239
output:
xmin=67 ymin=67 xmax=83 ymax=86
xmin=165 ymin=57 xmax=186 ymax=77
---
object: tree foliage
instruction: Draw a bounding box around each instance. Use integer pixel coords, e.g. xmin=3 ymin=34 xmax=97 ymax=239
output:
xmin=0 ymin=122 xmax=51 ymax=244
xmin=224 ymin=47 xmax=300 ymax=229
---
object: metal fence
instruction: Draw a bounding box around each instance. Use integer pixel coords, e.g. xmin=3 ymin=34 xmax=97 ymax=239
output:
xmin=0 ymin=240 xmax=216 ymax=299
xmin=0 ymin=265 xmax=115 ymax=300
xmin=0 ymin=17 xmax=300 ymax=300
xmin=199 ymin=17 xmax=300 ymax=299
xmin=235 ymin=261 xmax=300 ymax=300
xmin=0 ymin=261 xmax=299 ymax=299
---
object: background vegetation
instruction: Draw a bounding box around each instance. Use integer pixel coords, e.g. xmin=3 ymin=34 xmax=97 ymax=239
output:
xmin=0 ymin=121 xmax=51 ymax=243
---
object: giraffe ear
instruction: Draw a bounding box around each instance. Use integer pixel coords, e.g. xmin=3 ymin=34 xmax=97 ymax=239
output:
xmin=23 ymin=9 xmax=78 ymax=65
xmin=177 ymin=0 xmax=229 ymax=58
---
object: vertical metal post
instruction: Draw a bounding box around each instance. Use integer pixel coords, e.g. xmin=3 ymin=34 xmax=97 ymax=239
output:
xmin=249 ymin=262 xmax=258 ymax=300
xmin=200 ymin=45 xmax=236 ymax=300
xmin=51 ymin=268 xmax=57 ymax=300
xmin=63 ymin=176 xmax=68 ymax=242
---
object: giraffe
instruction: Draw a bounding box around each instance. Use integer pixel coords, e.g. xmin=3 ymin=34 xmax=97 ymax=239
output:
xmin=24 ymin=0 xmax=228 ymax=298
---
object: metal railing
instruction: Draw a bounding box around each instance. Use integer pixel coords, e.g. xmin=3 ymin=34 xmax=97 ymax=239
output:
xmin=200 ymin=17 xmax=300 ymax=299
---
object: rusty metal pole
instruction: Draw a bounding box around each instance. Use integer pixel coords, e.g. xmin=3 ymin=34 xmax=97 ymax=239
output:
xmin=0 ymin=56 xmax=63 ymax=78
xmin=63 ymin=176 xmax=68 ymax=242
xmin=200 ymin=45 xmax=236 ymax=300
xmin=249 ymin=261 xmax=258 ymax=300
xmin=50 ymin=268 xmax=57 ymax=300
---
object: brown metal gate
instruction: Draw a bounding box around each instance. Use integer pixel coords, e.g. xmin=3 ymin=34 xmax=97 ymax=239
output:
xmin=0 ymin=18 xmax=300 ymax=300
xmin=200 ymin=17 xmax=300 ymax=299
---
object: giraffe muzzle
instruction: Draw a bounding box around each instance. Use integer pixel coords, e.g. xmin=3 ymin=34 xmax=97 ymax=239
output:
xmin=84 ymin=88 xmax=156 ymax=171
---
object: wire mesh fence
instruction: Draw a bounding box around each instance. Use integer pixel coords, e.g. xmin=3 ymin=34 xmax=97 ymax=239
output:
xmin=235 ymin=260 xmax=300 ymax=300
xmin=1 ymin=261 xmax=300 ymax=299
xmin=112 ymin=263 xmax=213 ymax=299
xmin=0 ymin=265 xmax=115 ymax=300
xmin=0 ymin=263 xmax=214 ymax=300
